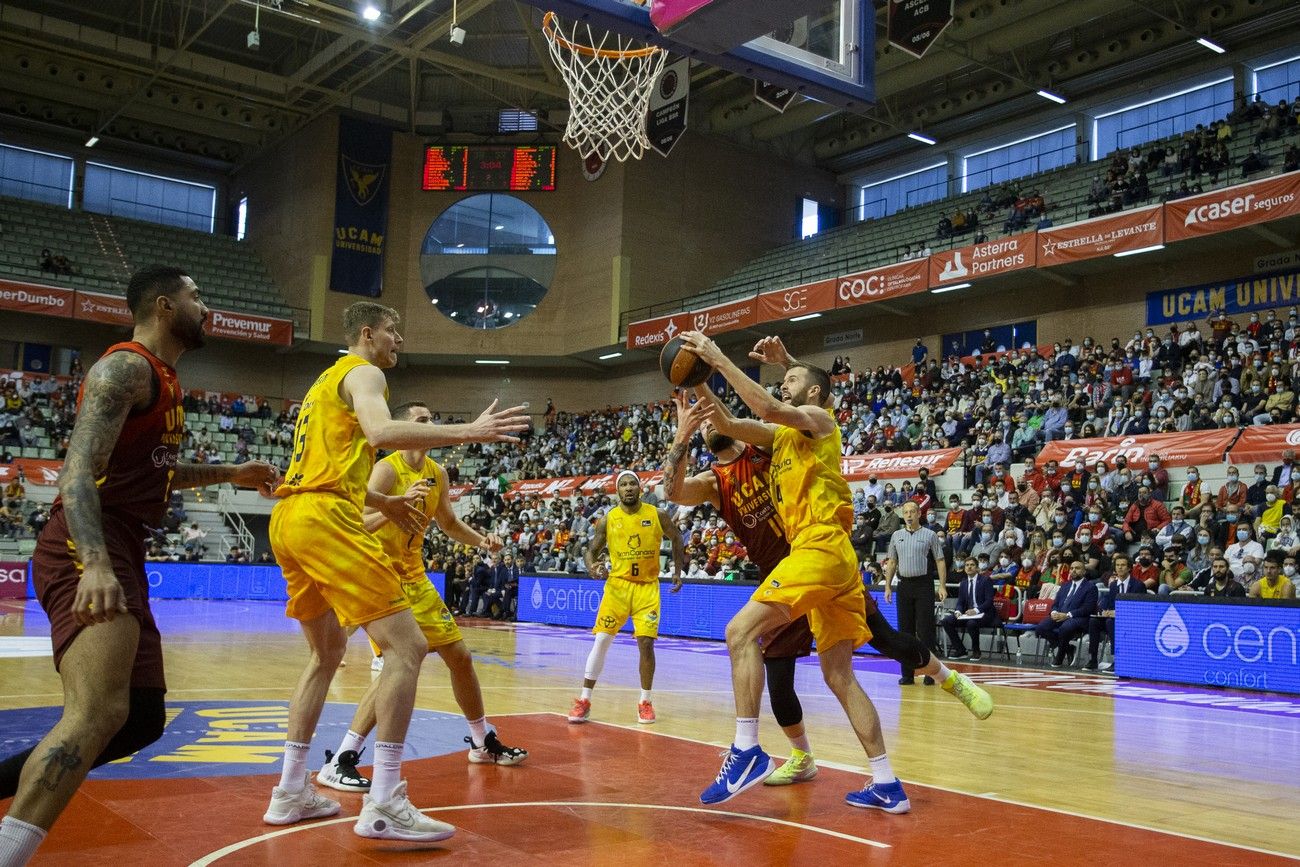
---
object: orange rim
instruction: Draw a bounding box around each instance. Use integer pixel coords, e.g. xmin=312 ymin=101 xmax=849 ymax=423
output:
xmin=542 ymin=10 xmax=663 ymax=59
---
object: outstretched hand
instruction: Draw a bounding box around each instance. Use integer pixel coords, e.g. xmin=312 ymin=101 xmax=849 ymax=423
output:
xmin=748 ymin=335 xmax=794 ymax=368
xmin=231 ymin=460 xmax=280 ymax=496
xmin=671 ymin=390 xmax=706 ymax=440
xmin=678 ymin=331 xmax=725 ymax=367
xmin=471 ymin=399 xmax=531 ymax=443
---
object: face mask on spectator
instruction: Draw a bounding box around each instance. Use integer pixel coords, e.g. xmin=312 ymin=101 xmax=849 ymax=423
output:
xmin=1198 ymin=534 xmax=1210 ymax=545
xmin=1267 ymin=493 xmax=1278 ymax=504
xmin=1188 ymin=471 xmax=1199 ymax=481
xmin=1226 ymin=512 xmax=1239 ymax=522
xmin=1227 ymin=472 xmax=1239 ymax=482
xmin=981 ymin=531 xmax=992 ymax=542
xmin=1053 ymin=515 xmax=1066 ymax=525
xmin=1104 ymin=541 xmax=1117 ymax=553
xmin=1079 ymin=533 xmax=1092 ymax=544
xmin=1089 ymin=511 xmax=1100 ymax=522
xmin=1236 ymin=528 xmax=1250 ymax=541
xmin=999 ymin=556 xmax=1010 ymax=567
xmin=1052 ymin=538 xmax=1065 ymax=548
xmin=1285 ymin=565 xmax=1297 ymax=577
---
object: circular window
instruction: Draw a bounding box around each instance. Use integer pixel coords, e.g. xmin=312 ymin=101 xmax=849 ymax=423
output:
xmin=421 ymin=194 xmax=556 ymax=329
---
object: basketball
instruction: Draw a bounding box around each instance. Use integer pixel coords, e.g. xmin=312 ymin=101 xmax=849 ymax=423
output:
xmin=660 ymin=336 xmax=713 ymax=387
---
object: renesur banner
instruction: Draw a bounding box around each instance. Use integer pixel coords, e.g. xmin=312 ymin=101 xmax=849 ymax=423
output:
xmin=1037 ymin=205 xmax=1163 ymax=265
xmin=1034 ymin=429 xmax=1237 ymax=471
xmin=1164 ymin=171 xmax=1300 ymax=243
xmin=834 ymin=258 xmax=930 ymax=309
xmin=841 ymin=447 xmax=962 ymax=481
xmin=929 ymin=231 xmax=1036 ymax=287
xmin=1226 ymin=424 xmax=1300 ymax=465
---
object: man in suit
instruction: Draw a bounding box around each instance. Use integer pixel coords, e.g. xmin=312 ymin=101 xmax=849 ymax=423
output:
xmin=488 ymin=553 xmax=521 ymax=620
xmin=1084 ymin=554 xmax=1146 ymax=671
xmin=1272 ymin=449 xmax=1298 ymax=492
xmin=941 ymin=558 xmax=998 ymax=660
xmin=1033 ymin=559 xmax=1098 ymax=667
xmin=464 ymin=554 xmax=494 ymax=617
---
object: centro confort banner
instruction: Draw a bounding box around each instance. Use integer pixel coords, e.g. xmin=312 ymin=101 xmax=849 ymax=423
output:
xmin=1116 ymin=596 xmax=1300 ymax=695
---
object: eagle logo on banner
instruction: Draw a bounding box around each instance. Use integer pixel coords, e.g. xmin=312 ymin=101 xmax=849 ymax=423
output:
xmin=342 ymin=155 xmax=387 ymax=207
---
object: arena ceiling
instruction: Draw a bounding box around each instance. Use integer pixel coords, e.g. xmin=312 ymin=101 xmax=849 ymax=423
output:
xmin=1 ymin=0 xmax=1298 ymax=175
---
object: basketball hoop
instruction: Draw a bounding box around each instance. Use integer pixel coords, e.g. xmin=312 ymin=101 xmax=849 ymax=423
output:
xmin=542 ymin=8 xmax=667 ymax=162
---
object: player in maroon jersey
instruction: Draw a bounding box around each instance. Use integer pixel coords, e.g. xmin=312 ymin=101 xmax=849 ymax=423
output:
xmin=662 ymin=386 xmax=990 ymax=787
xmin=0 ymin=267 xmax=278 ymax=866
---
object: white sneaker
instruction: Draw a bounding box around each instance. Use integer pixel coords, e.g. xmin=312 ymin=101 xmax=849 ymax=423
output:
xmin=371 ymin=655 xmax=385 ymax=672
xmin=354 ymin=780 xmax=455 ymax=842
xmin=263 ymin=773 xmax=342 ymax=825
xmin=317 ymin=748 xmax=371 ymax=792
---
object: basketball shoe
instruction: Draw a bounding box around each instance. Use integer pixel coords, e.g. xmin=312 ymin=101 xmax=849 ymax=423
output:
xmin=263 ymin=773 xmax=342 ymax=825
xmin=637 ymin=700 xmax=656 ymax=724
xmin=699 ymin=744 xmax=774 ymax=805
xmin=317 ymin=748 xmax=370 ymax=792
xmin=466 ymin=732 xmax=528 ymax=765
xmin=941 ymin=670 xmax=994 ymax=720
xmin=354 ymin=780 xmax=455 ymax=842
xmin=845 ymin=780 xmax=911 ymax=813
xmin=568 ymin=697 xmax=591 ymax=723
xmin=763 ymin=748 xmax=817 ymax=786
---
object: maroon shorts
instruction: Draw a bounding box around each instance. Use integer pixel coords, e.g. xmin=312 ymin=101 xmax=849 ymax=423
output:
xmin=760 ymin=585 xmax=880 ymax=659
xmin=31 ymin=507 xmax=166 ymax=690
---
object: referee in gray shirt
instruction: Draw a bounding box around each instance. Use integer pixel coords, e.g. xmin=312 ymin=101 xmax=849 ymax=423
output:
xmin=884 ymin=501 xmax=949 ymax=685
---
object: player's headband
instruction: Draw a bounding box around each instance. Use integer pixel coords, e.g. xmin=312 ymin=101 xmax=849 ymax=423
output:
xmin=615 ymin=470 xmax=640 ymax=485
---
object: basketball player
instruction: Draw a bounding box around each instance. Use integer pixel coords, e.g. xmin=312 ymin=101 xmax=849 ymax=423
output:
xmin=264 ymin=302 xmax=527 ymax=843
xmin=314 ymin=399 xmax=526 ymax=793
xmin=663 ymin=389 xmax=990 ymax=789
xmin=0 ymin=267 xmax=278 ymax=866
xmin=567 ymin=471 xmax=684 ymax=725
xmin=679 ymin=330 xmax=914 ymax=811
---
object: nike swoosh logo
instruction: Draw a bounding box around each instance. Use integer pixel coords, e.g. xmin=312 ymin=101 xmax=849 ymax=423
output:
xmin=726 ymin=756 xmax=757 ymax=794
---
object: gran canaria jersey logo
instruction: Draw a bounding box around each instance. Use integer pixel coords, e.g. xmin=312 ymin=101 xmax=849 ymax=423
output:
xmin=627 ymin=533 xmax=642 ymax=550
xmin=343 ymin=154 xmax=387 ymax=207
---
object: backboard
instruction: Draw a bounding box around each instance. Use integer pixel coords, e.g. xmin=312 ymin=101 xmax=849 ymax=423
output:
xmin=521 ymin=0 xmax=873 ymax=111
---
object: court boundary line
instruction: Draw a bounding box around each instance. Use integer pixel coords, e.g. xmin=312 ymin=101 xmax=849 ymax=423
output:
xmin=574 ymin=715 xmax=1299 ymax=861
xmin=188 ymin=799 xmax=890 ymax=865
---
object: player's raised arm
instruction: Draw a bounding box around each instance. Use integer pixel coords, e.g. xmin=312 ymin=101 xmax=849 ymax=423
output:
xmin=692 ymin=385 xmax=776 ymax=451
xmin=679 ymin=332 xmax=833 ymax=438
xmin=659 ymin=506 xmax=685 ymax=592
xmin=345 ymin=365 xmax=528 ymax=449
xmin=662 ymin=391 xmax=722 ymax=507
xmin=585 ymin=514 xmax=609 ymax=579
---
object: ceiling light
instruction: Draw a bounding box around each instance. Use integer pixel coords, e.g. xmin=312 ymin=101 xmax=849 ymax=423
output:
xmin=1036 ymin=89 xmax=1067 ymax=105
xmin=598 ymin=352 xmax=622 ymax=360
xmin=1114 ymin=244 xmax=1165 ymax=258
xmin=494 ymin=224 xmax=504 ymax=230
xmin=789 ymin=313 xmax=822 ymax=322
xmin=503 ymin=311 xmax=514 ymax=319
xmin=931 ymin=282 xmax=971 ymax=294
xmin=84 ymin=136 xmax=99 ymax=148
xmin=337 ymin=348 xmax=348 ymax=354
xmin=907 ymin=132 xmax=937 ymax=145
xmin=475 ymin=359 xmax=509 ymax=365
xmin=1196 ymin=37 xmax=1225 ymax=54
xmin=361 ymin=3 xmax=381 ymax=21
xmin=430 ymin=297 xmax=439 ymax=304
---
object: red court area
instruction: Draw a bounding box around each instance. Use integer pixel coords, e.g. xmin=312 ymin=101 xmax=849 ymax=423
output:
xmin=26 ymin=713 xmax=1283 ymax=866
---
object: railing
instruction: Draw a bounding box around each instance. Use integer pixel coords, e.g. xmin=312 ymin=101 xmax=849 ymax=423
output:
xmin=217 ymin=486 xmax=256 ymax=558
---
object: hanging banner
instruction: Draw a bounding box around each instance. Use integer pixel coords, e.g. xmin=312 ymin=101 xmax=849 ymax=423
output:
xmin=1035 ymin=429 xmax=1237 ymax=471
xmin=1145 ymin=267 xmax=1300 ymax=326
xmin=204 ymin=310 xmax=294 ymax=347
xmin=887 ymin=0 xmax=954 ymax=59
xmin=929 ymin=231 xmax=1037 ymax=287
xmin=757 ymin=278 xmax=837 ymax=322
xmin=835 ymin=258 xmax=930 ymax=308
xmin=842 ymin=447 xmax=962 ymax=481
xmin=755 ymin=81 xmax=796 ymax=112
xmin=1164 ymin=171 xmax=1300 ymax=243
xmin=0 ymin=280 xmax=74 ymax=318
xmin=73 ymin=290 xmax=132 ymax=325
xmin=647 ymin=57 xmax=690 ymax=158
xmin=1037 ymin=205 xmax=1163 ymax=265
xmin=1226 ymin=424 xmax=1300 ymax=465
xmin=330 ymin=115 xmax=392 ymax=297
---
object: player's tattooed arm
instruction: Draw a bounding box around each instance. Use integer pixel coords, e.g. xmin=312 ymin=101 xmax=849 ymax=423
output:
xmin=662 ymin=440 xmax=690 ymax=498
xmin=60 ymin=352 xmax=152 ymax=573
xmin=585 ymin=515 xmax=608 ymax=578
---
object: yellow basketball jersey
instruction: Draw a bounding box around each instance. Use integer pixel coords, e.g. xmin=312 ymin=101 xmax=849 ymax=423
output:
xmin=1259 ymin=578 xmax=1289 ymax=599
xmin=605 ymin=501 xmax=662 ymax=584
xmin=770 ymin=410 xmax=853 ymax=540
xmin=275 ymin=354 xmax=386 ymax=505
xmin=375 ymin=451 xmax=442 ymax=576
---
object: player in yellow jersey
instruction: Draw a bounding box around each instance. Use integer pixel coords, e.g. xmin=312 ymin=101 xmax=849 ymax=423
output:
xmin=315 ymin=400 xmax=527 ymax=794
xmin=567 ymin=471 xmax=684 ymax=725
xmin=680 ymin=331 xmax=911 ymax=812
xmin=263 ymin=302 xmax=527 ymax=844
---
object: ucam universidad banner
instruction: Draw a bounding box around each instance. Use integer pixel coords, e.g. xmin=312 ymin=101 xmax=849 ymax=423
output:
xmin=330 ymin=115 xmax=392 ymax=297
xmin=1146 ymin=267 xmax=1300 ymax=326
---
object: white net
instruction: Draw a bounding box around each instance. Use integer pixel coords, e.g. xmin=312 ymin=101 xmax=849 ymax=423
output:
xmin=542 ymin=12 xmax=668 ymax=162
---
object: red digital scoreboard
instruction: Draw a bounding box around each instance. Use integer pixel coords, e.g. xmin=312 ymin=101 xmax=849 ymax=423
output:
xmin=421 ymin=145 xmax=556 ymax=191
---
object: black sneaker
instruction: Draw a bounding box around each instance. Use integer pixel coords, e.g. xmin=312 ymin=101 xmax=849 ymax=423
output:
xmin=466 ymin=731 xmax=528 ymax=766
xmin=317 ymin=748 xmax=370 ymax=792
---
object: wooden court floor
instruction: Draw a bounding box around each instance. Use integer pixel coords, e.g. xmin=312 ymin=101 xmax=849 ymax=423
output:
xmin=1 ymin=598 xmax=1297 ymax=865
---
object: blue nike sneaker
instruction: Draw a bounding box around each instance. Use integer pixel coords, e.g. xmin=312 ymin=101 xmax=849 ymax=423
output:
xmin=700 ymin=744 xmax=774 ymax=805
xmin=845 ymin=780 xmax=911 ymax=813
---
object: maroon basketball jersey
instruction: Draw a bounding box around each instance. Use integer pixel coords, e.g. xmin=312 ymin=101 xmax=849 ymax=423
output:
xmin=63 ymin=341 xmax=184 ymax=527
xmin=711 ymin=445 xmax=789 ymax=576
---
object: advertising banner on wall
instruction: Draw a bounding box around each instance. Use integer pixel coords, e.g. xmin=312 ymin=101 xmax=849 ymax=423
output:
xmin=72 ymin=289 xmax=133 ymax=325
xmin=0 ymin=562 xmax=27 ymax=600
xmin=1226 ymin=424 xmax=1300 ymax=465
xmin=757 ymin=278 xmax=837 ymax=321
xmin=834 ymin=258 xmax=929 ymax=309
xmin=1037 ymin=205 xmax=1163 ymax=265
xmin=330 ymin=115 xmax=392 ymax=297
xmin=1145 ymin=267 xmax=1300 ymax=326
xmin=929 ymin=231 xmax=1036 ymax=287
xmin=1164 ymin=171 xmax=1300 ymax=243
xmin=1034 ymin=429 xmax=1238 ymax=471
xmin=0 ymin=280 xmax=74 ymax=318
xmin=841 ymin=447 xmax=962 ymax=481
xmin=204 ymin=309 xmax=294 ymax=346
xmin=0 ymin=459 xmax=63 ymax=487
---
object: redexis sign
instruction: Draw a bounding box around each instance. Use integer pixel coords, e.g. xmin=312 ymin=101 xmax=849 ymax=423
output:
xmin=1116 ymin=598 xmax=1300 ymax=695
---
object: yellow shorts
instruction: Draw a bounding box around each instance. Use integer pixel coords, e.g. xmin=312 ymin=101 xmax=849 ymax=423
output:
xmin=270 ymin=492 xmax=409 ymax=629
xmin=753 ymin=525 xmax=871 ymax=651
xmin=369 ymin=575 xmax=462 ymax=656
xmin=594 ymin=577 xmax=661 ymax=638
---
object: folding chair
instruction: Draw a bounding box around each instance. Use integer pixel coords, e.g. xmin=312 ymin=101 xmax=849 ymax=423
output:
xmin=1002 ymin=597 xmax=1053 ymax=664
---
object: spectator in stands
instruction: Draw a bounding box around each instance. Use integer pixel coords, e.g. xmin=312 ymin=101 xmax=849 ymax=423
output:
xmin=1255 ymin=485 xmax=1291 ymax=542
xmin=1218 ymin=466 xmax=1249 ymax=514
xmin=1130 ymin=544 xmax=1159 ymax=589
xmin=1034 ymin=559 xmax=1097 ymax=667
xmin=1241 ymin=144 xmax=1269 ymax=178
xmin=1225 ymin=522 xmax=1265 ymax=581
xmin=1202 ymin=555 xmax=1246 ymax=598
xmin=182 ymin=523 xmax=207 ymax=555
xmin=1154 ymin=505 xmax=1194 ymax=550
xmin=1249 ymin=554 xmax=1296 ymax=599
xmin=1266 ymin=513 xmax=1298 ymax=557
xmin=940 ymin=558 xmax=997 ymax=660
xmin=1156 ymin=550 xmax=1193 ymax=595
xmin=257 ymin=550 xmax=275 ymax=564
xmin=2 ymin=476 xmax=24 ymax=512
xmin=226 ymin=546 xmax=250 ymax=564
